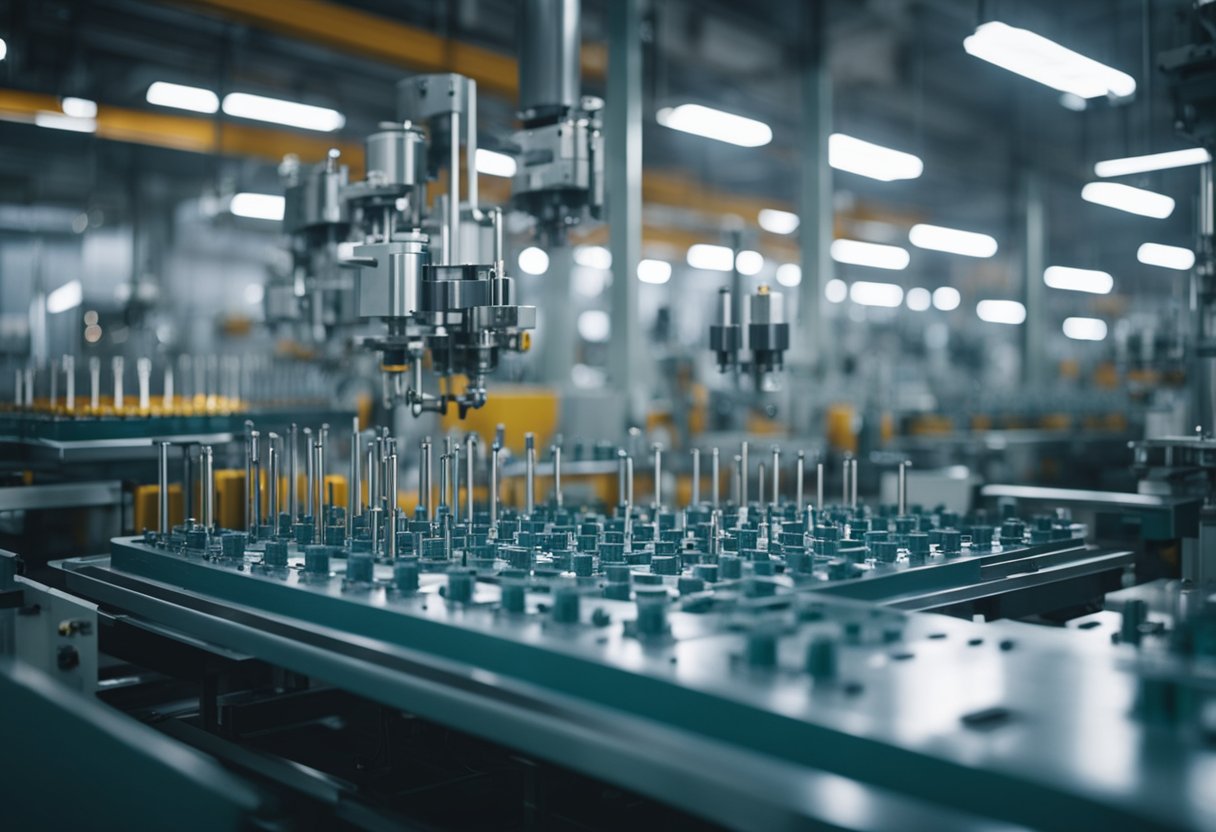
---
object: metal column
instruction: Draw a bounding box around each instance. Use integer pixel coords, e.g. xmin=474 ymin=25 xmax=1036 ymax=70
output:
xmin=797 ymin=0 xmax=833 ymax=373
xmin=607 ymin=0 xmax=642 ymax=416
xmin=1022 ymin=173 xmax=1046 ymax=386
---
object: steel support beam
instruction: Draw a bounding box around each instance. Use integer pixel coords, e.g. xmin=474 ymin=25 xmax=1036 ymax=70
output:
xmin=797 ymin=0 xmax=833 ymax=373
xmin=606 ymin=0 xmax=643 ymax=418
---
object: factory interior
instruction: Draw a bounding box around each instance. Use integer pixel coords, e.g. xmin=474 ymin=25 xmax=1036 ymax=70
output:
xmin=2 ymin=0 xmax=1216 ymax=828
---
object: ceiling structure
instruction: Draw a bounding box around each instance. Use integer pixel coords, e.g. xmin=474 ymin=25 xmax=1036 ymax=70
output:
xmin=0 ymin=0 xmax=1203 ymax=306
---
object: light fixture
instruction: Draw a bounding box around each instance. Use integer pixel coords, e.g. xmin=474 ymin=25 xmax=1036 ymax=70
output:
xmin=1063 ymin=316 xmax=1107 ymax=341
xmin=146 ymin=81 xmax=220 ymax=114
xmin=517 ymin=246 xmax=550 ymax=276
xmin=1044 ymin=265 xmax=1113 ymax=294
xmin=1081 ymin=182 xmax=1174 ymax=219
xmin=244 ymin=283 xmax=265 ymax=305
xmin=976 ymin=299 xmax=1026 ymax=325
xmin=736 ymin=250 xmax=764 ymax=276
xmin=758 ymin=208 xmax=799 ymax=235
xmin=637 ymin=259 xmax=672 ymax=285
xmin=775 ymin=263 xmax=801 ymax=287
xmin=829 ymin=133 xmax=923 ymax=181
xmin=0 ymin=38 xmax=7 ymax=61
xmin=47 ymin=279 xmax=83 ymax=314
xmin=687 ymin=243 xmax=735 ymax=272
xmin=476 ymin=148 xmax=517 ymax=178
xmin=574 ymin=245 xmax=612 ymax=270
xmin=61 ymin=97 xmax=97 ymax=119
xmin=230 ymin=193 xmax=286 ymax=221
xmin=1094 ymin=148 xmax=1211 ymax=178
xmin=824 ymin=278 xmax=848 ymax=303
xmin=656 ymin=104 xmax=772 ymax=148
xmin=850 ymin=281 xmax=904 ymax=307
xmin=577 ymin=309 xmax=611 ymax=342
xmin=906 ymin=287 xmax=931 ymax=311
xmin=932 ymin=286 xmax=961 ymax=311
xmin=221 ymin=92 xmax=344 ymax=132
xmin=1137 ymin=242 xmax=1195 ymax=271
xmin=34 ymin=112 xmax=96 ymax=133
xmin=830 ymin=239 xmax=910 ymax=270
xmin=908 ymin=223 xmax=998 ymax=258
xmin=963 ymin=21 xmax=1135 ymax=100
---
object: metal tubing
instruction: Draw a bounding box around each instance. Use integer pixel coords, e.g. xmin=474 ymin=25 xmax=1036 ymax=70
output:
xmin=387 ymin=452 xmax=399 ymax=559
xmin=439 ymin=453 xmax=450 ymax=513
xmin=490 ymin=442 xmax=500 ymax=532
xmin=617 ymin=450 xmax=628 ymax=505
xmin=267 ymin=434 xmax=279 ymax=530
xmin=898 ymin=460 xmax=910 ymax=516
xmin=626 ymin=456 xmax=634 ymax=508
xmin=711 ymin=448 xmax=720 ymax=507
xmin=158 ymin=441 xmax=170 ymax=536
xmin=757 ymin=462 xmax=766 ymax=507
xmin=652 ymin=444 xmax=667 ymax=509
xmin=349 ymin=417 xmax=360 ymax=535
xmin=251 ymin=431 xmax=262 ymax=535
xmin=201 ymin=445 xmax=214 ymax=531
xmin=691 ymin=448 xmax=701 ymax=506
xmin=850 ymin=458 xmax=858 ymax=509
xmin=525 ymin=433 xmax=536 ymax=515
xmin=465 ymin=434 xmax=477 ymax=522
xmin=553 ymin=445 xmax=563 ymax=508
xmin=288 ymin=424 xmax=299 ymax=520
xmin=740 ymin=441 xmax=749 ymax=506
xmin=303 ymin=427 xmax=314 ymax=518
xmin=796 ymin=451 xmax=804 ymax=514
xmin=313 ymin=440 xmax=324 ymax=542
xmin=816 ymin=461 xmax=824 ymax=510
xmin=771 ymin=446 xmax=780 ymax=508
xmin=452 ymin=442 xmax=462 ymax=524
xmin=842 ymin=456 xmax=851 ymax=507
xmin=64 ymin=355 xmax=75 ymax=411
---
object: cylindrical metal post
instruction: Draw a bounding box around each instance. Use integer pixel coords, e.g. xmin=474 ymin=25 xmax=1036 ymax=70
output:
xmin=652 ymin=443 xmax=662 ymax=509
xmin=201 ymin=445 xmax=214 ymax=531
xmin=303 ymin=427 xmax=314 ymax=518
xmin=288 ymin=424 xmax=299 ymax=520
xmin=267 ymin=434 xmax=279 ymax=531
xmin=711 ymin=447 xmax=720 ymax=507
xmin=525 ymin=433 xmax=536 ymax=515
xmin=158 ymin=441 xmax=170 ymax=537
xmin=465 ymin=434 xmax=477 ymax=522
xmin=796 ymin=451 xmax=805 ymax=514
xmin=771 ymin=446 xmax=780 ymax=508
xmin=552 ymin=445 xmax=563 ymax=509
xmin=898 ymin=460 xmax=910 ymax=516
xmin=850 ymin=458 xmax=858 ymax=509
xmin=349 ymin=417 xmax=360 ymax=535
xmin=387 ymin=452 xmax=399 ymax=559
xmin=691 ymin=448 xmax=701 ymax=506
xmin=740 ymin=441 xmax=749 ymax=506
xmin=490 ymin=442 xmax=500 ymax=533
xmin=313 ymin=440 xmax=324 ymax=542
xmin=816 ymin=461 xmax=824 ymax=509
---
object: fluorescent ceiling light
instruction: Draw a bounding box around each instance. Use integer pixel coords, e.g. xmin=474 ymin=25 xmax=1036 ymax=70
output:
xmin=230 ymin=192 xmax=285 ymax=221
xmin=1137 ymin=242 xmax=1195 ymax=271
xmin=736 ymin=250 xmax=764 ymax=276
xmin=574 ymin=245 xmax=611 ymax=270
xmin=687 ymin=243 xmax=735 ymax=271
xmin=831 ymin=238 xmax=910 ymax=270
xmin=222 ymin=92 xmax=344 ymax=132
xmin=908 ymin=223 xmax=998 ymax=257
xmin=906 ymin=287 xmax=931 ymax=311
xmin=1094 ymin=148 xmax=1211 ymax=178
xmin=518 ymin=246 xmax=549 ymax=276
xmin=656 ymin=104 xmax=772 ymax=148
xmin=963 ymin=21 xmax=1135 ymax=100
xmin=932 ymin=286 xmax=961 ymax=311
xmin=1081 ymin=182 xmax=1174 ymax=219
xmin=34 ymin=112 xmax=95 ymax=133
xmin=146 ymin=81 xmax=219 ymax=114
xmin=637 ymin=259 xmax=672 ymax=285
xmin=61 ymin=97 xmax=96 ymax=119
xmin=976 ymin=299 xmax=1026 ymax=325
xmin=850 ymin=281 xmax=904 ymax=307
xmin=476 ymin=148 xmax=517 ymax=178
xmin=758 ymin=208 xmax=799 ymax=235
xmin=1044 ymin=265 xmax=1113 ymax=294
xmin=829 ymin=133 xmax=923 ymax=181
xmin=824 ymin=278 xmax=848 ymax=303
xmin=47 ymin=279 xmax=83 ymax=314
xmin=776 ymin=263 xmax=801 ymax=287
xmin=1063 ymin=316 xmax=1107 ymax=341
xmin=577 ymin=309 xmax=610 ymax=342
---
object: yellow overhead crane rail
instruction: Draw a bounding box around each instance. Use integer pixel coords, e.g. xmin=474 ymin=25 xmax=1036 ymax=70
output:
xmin=167 ymin=0 xmax=607 ymax=100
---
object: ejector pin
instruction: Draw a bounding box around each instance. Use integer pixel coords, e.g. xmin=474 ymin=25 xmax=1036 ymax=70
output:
xmin=691 ymin=448 xmax=701 ymax=506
